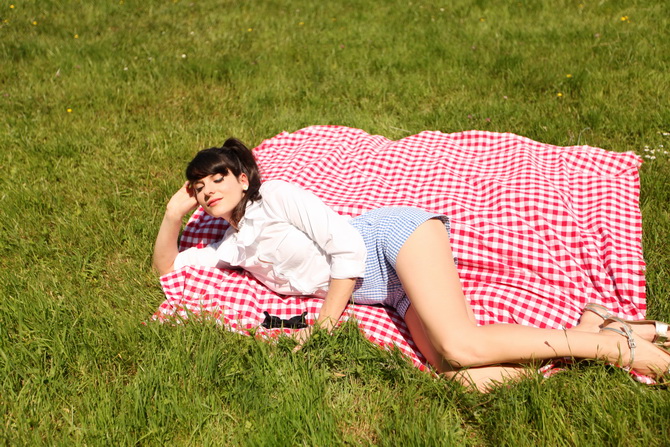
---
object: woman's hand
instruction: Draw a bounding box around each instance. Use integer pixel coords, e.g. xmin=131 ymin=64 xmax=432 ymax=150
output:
xmin=291 ymin=278 xmax=356 ymax=351
xmin=291 ymin=326 xmax=315 ymax=352
xmin=166 ymin=181 xmax=198 ymax=219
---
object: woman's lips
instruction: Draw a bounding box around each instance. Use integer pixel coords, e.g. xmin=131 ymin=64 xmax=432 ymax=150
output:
xmin=208 ymin=198 xmax=221 ymax=207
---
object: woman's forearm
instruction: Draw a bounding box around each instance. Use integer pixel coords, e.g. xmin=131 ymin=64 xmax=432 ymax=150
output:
xmin=316 ymin=277 xmax=357 ymax=331
xmin=152 ymin=211 xmax=184 ymax=276
xmin=153 ymin=181 xmax=199 ymax=276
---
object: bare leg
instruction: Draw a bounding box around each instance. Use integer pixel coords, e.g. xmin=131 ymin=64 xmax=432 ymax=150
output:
xmin=572 ymin=311 xmax=604 ymax=333
xmin=405 ymin=305 xmax=531 ymax=391
xmin=395 ymin=219 xmax=670 ymax=387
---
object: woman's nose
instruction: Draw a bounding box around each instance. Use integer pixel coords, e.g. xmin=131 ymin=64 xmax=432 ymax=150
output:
xmin=202 ymin=182 xmax=214 ymax=196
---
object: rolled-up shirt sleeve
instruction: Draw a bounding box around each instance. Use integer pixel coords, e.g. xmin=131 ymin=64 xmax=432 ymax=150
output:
xmin=262 ymin=181 xmax=366 ymax=279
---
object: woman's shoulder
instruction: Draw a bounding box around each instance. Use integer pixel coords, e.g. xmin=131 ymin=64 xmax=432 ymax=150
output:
xmin=259 ymin=180 xmax=320 ymax=214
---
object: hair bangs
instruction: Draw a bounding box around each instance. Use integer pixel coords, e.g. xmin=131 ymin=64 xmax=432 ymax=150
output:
xmin=185 ymin=149 xmax=234 ymax=182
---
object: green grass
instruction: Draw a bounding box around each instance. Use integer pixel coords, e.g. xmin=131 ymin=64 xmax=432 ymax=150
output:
xmin=1 ymin=0 xmax=669 ymax=444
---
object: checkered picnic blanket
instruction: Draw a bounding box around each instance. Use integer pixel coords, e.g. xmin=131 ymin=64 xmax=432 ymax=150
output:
xmin=153 ymin=125 xmax=646 ymax=370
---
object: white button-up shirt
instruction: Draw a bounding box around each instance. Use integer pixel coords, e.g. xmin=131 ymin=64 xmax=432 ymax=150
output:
xmin=174 ymin=180 xmax=367 ymax=297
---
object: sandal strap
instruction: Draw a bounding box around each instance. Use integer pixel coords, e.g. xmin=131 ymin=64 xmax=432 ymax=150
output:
xmin=601 ymin=317 xmax=636 ymax=368
xmin=584 ymin=303 xmax=613 ymax=321
xmin=582 ymin=303 xmax=614 ymax=328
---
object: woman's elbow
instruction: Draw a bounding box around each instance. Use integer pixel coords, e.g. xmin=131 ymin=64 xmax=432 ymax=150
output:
xmin=152 ymin=259 xmax=175 ymax=277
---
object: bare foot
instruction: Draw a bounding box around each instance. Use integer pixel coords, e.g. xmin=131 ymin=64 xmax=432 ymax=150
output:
xmin=603 ymin=319 xmax=669 ymax=349
xmin=600 ymin=320 xmax=670 ymax=378
xmin=576 ymin=304 xmax=670 ymax=348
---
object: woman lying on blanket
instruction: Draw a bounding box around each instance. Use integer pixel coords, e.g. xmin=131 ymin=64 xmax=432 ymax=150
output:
xmin=153 ymin=138 xmax=670 ymax=391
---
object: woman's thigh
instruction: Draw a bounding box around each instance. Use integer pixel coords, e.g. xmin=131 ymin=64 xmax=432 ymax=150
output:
xmin=395 ymin=219 xmax=476 ymax=346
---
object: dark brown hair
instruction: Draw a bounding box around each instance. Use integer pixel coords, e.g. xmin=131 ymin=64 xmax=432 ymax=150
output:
xmin=186 ymin=138 xmax=262 ymax=226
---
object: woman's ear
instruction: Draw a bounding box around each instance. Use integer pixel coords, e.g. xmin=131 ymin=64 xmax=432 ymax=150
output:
xmin=238 ymin=173 xmax=249 ymax=188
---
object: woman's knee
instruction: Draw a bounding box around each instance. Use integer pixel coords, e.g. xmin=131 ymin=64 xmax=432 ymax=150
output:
xmin=432 ymin=334 xmax=490 ymax=369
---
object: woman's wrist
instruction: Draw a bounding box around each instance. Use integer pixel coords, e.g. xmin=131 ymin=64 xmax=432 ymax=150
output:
xmin=164 ymin=208 xmax=187 ymax=222
xmin=315 ymin=277 xmax=356 ymax=333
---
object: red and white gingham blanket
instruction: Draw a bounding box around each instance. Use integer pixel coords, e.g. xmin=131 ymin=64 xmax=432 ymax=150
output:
xmin=154 ymin=125 xmax=646 ymax=370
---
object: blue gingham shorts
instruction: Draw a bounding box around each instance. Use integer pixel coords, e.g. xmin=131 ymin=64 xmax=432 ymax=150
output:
xmin=348 ymin=207 xmax=450 ymax=319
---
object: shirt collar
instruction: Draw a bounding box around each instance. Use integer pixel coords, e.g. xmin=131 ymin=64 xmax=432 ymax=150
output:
xmin=216 ymin=199 xmax=263 ymax=266
xmin=235 ymin=199 xmax=263 ymax=245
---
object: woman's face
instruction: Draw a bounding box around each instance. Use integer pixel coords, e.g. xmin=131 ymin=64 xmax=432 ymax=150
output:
xmin=190 ymin=172 xmax=248 ymax=221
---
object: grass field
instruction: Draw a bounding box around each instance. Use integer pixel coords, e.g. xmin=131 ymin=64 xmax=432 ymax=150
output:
xmin=1 ymin=0 xmax=669 ymax=444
